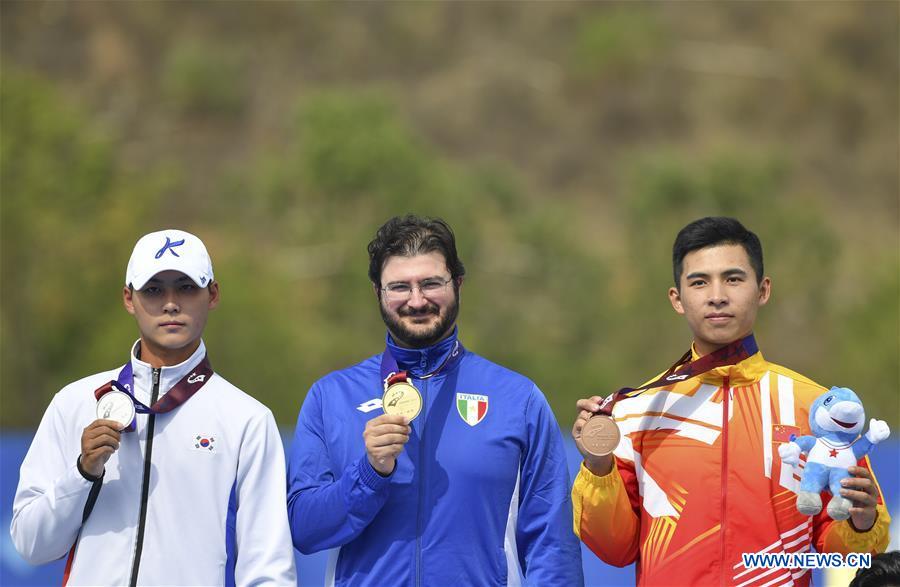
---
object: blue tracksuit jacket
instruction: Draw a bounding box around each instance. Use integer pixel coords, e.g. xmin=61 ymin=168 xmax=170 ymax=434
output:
xmin=287 ymin=330 xmax=583 ymax=586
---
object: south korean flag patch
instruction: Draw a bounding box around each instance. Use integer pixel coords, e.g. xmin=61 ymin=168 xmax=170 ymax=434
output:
xmin=194 ymin=434 xmax=216 ymax=452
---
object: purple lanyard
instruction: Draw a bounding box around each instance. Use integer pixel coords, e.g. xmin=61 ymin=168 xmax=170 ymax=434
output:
xmin=599 ymin=334 xmax=759 ymax=415
xmin=94 ymin=354 xmax=214 ymax=415
xmin=380 ymin=340 xmax=466 ymax=390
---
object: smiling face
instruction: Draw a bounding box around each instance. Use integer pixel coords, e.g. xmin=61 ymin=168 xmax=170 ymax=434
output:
xmin=811 ymin=387 xmax=866 ymax=438
xmin=376 ymin=252 xmax=460 ymax=349
xmin=668 ymin=243 xmax=771 ymax=356
xmin=123 ymin=270 xmax=219 ymax=367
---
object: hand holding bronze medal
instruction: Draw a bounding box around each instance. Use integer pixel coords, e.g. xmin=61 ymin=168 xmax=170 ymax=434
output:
xmin=578 ymin=335 xmax=759 ymax=459
xmin=581 ymin=413 xmax=621 ymax=457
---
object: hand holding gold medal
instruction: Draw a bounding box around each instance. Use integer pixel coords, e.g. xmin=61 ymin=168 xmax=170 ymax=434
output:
xmin=363 ymin=373 xmax=420 ymax=477
xmin=363 ymin=413 xmax=412 ymax=476
xmin=381 ymin=376 xmax=423 ymax=421
xmin=368 ymin=343 xmax=462 ymax=476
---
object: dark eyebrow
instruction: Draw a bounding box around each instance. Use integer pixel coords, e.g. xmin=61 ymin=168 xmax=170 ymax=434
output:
xmin=385 ymin=275 xmax=446 ymax=286
xmin=684 ymin=271 xmax=710 ymax=281
xmin=722 ymin=268 xmax=748 ymax=277
xmin=685 ymin=268 xmax=748 ymax=281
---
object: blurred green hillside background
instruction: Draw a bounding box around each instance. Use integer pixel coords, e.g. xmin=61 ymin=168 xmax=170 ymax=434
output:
xmin=2 ymin=2 xmax=897 ymax=429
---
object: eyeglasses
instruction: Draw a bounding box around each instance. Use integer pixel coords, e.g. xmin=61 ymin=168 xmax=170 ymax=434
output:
xmin=380 ymin=277 xmax=453 ymax=301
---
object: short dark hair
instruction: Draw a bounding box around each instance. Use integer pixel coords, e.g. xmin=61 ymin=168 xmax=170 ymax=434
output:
xmin=367 ymin=215 xmax=466 ymax=285
xmin=849 ymin=551 xmax=900 ymax=587
xmin=672 ymin=217 xmax=764 ymax=287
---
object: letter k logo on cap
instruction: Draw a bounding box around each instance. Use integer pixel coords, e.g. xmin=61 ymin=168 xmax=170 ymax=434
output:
xmin=155 ymin=236 xmax=185 ymax=259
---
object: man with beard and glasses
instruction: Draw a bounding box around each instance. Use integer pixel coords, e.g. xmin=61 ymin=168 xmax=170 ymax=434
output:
xmin=287 ymin=215 xmax=583 ymax=586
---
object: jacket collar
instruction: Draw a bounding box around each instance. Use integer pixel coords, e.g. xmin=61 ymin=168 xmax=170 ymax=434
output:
xmin=690 ymin=340 xmax=768 ymax=386
xmin=385 ymin=327 xmax=460 ymax=378
xmin=128 ymin=339 xmax=208 ymax=403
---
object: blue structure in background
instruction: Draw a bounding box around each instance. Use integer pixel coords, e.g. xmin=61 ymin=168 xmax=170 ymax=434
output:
xmin=2 ymin=431 xmax=897 ymax=586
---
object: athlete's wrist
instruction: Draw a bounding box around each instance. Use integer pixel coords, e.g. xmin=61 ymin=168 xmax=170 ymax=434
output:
xmin=848 ymin=509 xmax=877 ymax=533
xmin=583 ymin=454 xmax=614 ymax=477
xmin=77 ymin=455 xmax=104 ymax=483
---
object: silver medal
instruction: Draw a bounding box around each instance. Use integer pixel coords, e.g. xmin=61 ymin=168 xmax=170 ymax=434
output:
xmin=96 ymin=390 xmax=136 ymax=428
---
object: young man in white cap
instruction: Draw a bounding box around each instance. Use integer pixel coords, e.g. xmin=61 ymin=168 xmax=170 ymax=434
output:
xmin=11 ymin=229 xmax=297 ymax=586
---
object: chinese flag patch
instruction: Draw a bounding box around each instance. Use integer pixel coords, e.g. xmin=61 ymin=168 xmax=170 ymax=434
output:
xmin=772 ymin=424 xmax=801 ymax=443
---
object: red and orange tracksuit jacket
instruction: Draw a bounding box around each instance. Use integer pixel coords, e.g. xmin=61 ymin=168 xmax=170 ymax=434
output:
xmin=572 ymin=348 xmax=890 ymax=586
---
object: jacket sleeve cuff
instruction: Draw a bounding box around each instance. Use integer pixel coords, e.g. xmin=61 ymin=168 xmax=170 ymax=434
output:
xmin=76 ymin=456 xmax=104 ymax=483
xmin=572 ymin=461 xmax=623 ymax=536
xmin=823 ymin=504 xmax=891 ymax=554
xmin=572 ymin=460 xmax=640 ymax=566
xmin=577 ymin=461 xmax=622 ymax=489
xmin=55 ymin=462 xmax=99 ymax=498
xmin=357 ymin=455 xmax=393 ymax=492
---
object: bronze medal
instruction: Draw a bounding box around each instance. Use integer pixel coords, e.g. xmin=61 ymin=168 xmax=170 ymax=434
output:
xmin=581 ymin=415 xmax=621 ymax=457
xmin=382 ymin=381 xmax=423 ymax=421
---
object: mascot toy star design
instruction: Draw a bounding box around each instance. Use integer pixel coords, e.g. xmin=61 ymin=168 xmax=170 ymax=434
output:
xmin=778 ymin=387 xmax=890 ymax=520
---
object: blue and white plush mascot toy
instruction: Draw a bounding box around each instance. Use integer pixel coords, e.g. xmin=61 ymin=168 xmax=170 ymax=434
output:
xmin=778 ymin=387 xmax=890 ymax=520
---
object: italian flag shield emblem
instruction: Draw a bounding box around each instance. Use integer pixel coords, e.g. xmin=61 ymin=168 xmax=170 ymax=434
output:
xmin=456 ymin=393 xmax=488 ymax=426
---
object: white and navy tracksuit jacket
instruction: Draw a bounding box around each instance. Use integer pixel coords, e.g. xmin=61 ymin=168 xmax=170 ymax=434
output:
xmin=11 ymin=341 xmax=297 ymax=586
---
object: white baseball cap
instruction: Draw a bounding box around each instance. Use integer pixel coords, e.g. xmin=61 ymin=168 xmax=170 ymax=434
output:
xmin=125 ymin=229 xmax=214 ymax=290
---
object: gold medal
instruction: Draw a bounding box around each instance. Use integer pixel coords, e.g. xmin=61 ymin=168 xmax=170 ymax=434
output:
xmin=581 ymin=415 xmax=621 ymax=457
xmin=382 ymin=381 xmax=422 ymax=421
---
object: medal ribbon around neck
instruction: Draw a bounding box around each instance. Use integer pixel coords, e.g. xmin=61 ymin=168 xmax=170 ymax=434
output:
xmin=93 ymin=354 xmax=214 ymax=431
xmin=380 ymin=339 xmax=466 ymax=391
xmin=598 ymin=334 xmax=759 ymax=416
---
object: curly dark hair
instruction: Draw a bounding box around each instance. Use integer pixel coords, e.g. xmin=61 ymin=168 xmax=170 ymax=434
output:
xmin=367 ymin=215 xmax=465 ymax=285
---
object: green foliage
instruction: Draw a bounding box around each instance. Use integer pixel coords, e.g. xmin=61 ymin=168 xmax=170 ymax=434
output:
xmin=296 ymin=93 xmax=435 ymax=205
xmin=205 ymin=92 xmax=550 ymax=417
xmin=626 ymin=151 xmax=789 ymax=224
xmin=1 ymin=71 xmax=156 ymax=426
xmin=1 ymin=3 xmax=896 ymax=431
xmin=161 ymin=41 xmax=247 ymax=117
xmin=613 ymin=150 xmax=898 ymax=425
xmin=825 ymin=260 xmax=900 ymax=420
xmin=571 ymin=9 xmax=666 ymax=76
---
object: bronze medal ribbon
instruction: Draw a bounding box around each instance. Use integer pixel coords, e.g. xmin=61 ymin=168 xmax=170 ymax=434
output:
xmin=598 ymin=334 xmax=759 ymax=416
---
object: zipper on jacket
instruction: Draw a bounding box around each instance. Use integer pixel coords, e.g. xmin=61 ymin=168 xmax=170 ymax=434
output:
xmin=720 ymin=375 xmax=730 ymax=587
xmin=129 ymin=367 xmax=160 ymax=587
xmin=415 ymin=378 xmax=427 ymax=587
